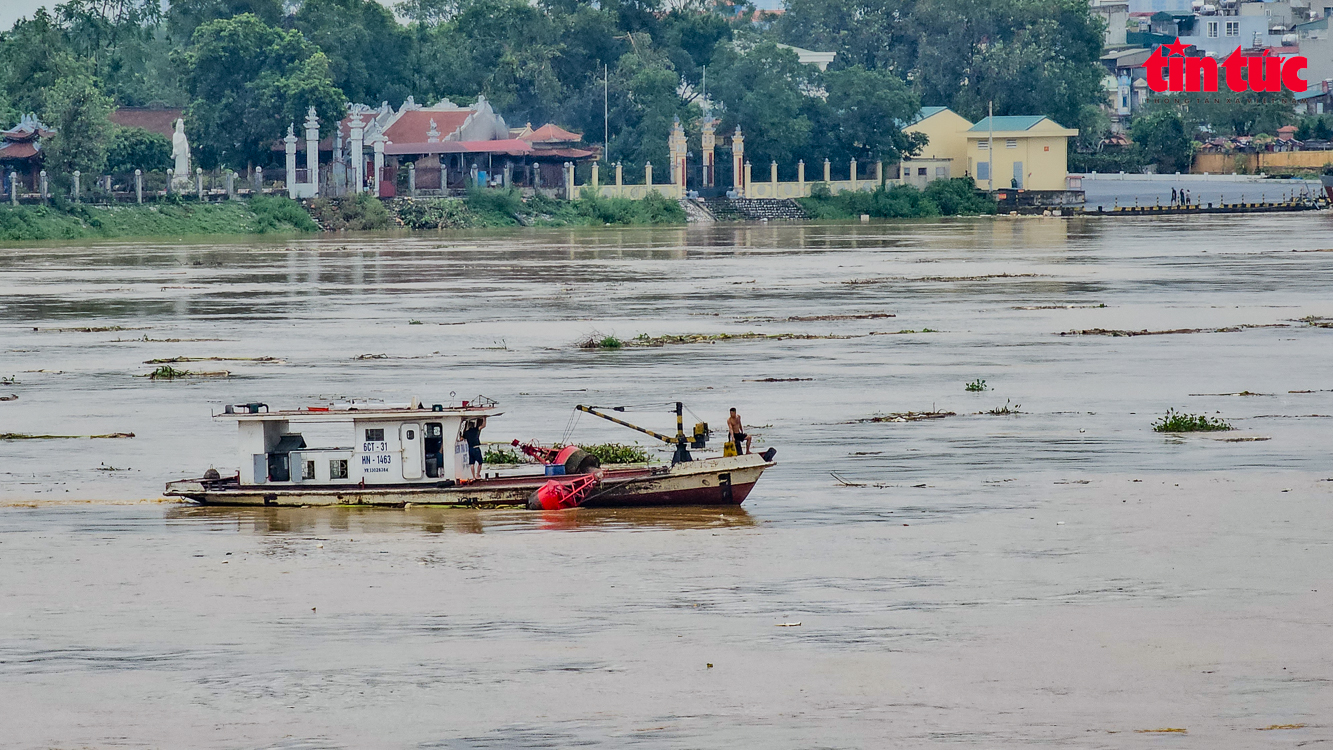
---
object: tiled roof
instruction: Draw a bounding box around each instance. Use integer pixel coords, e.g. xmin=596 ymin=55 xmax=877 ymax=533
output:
xmin=108 ymin=108 xmax=182 ymax=138
xmin=383 ymin=110 xmax=471 ymax=143
xmin=0 ymin=141 xmax=41 ymax=160
xmin=521 ymin=123 xmax=582 ymax=143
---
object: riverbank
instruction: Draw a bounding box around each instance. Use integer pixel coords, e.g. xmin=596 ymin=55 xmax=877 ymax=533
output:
xmin=0 ymin=196 xmax=317 ymax=241
xmin=0 ymin=191 xmax=688 ymax=242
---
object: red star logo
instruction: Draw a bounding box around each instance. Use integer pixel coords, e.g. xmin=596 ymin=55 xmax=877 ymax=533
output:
xmin=1162 ymin=37 xmax=1189 ymax=56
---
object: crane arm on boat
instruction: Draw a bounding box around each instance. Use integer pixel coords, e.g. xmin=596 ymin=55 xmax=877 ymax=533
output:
xmin=575 ymin=402 xmax=708 ymax=465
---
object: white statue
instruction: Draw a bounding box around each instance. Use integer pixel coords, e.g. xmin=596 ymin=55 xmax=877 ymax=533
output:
xmin=172 ymin=118 xmax=191 ymax=188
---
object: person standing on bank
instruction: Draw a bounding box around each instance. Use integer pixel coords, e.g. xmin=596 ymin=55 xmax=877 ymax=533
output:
xmin=727 ymin=408 xmax=751 ymax=455
xmin=462 ymin=418 xmax=485 ymax=481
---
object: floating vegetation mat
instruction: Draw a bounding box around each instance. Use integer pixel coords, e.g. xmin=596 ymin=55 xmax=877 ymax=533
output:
xmin=743 ymin=313 xmax=896 ymax=322
xmin=579 ymin=332 xmax=857 ymax=349
xmin=144 ymin=356 xmax=283 ymax=364
xmin=1152 ymin=408 xmax=1233 ymax=433
xmin=842 ymin=273 xmax=1042 ymax=285
xmin=145 ymin=365 xmax=229 ymax=379
xmin=1061 ymin=325 xmax=1289 ymax=337
xmin=851 ymin=410 xmax=956 ymax=423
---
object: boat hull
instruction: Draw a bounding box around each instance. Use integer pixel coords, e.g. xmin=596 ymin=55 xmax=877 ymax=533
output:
xmin=165 ymin=454 xmax=773 ymax=509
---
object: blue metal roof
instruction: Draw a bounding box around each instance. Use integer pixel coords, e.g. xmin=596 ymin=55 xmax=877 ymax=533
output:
xmin=910 ymin=106 xmax=949 ymax=125
xmin=967 ymin=116 xmax=1048 ymax=132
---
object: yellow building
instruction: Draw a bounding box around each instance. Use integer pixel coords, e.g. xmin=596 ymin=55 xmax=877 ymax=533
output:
xmin=903 ymin=108 xmax=1077 ymax=192
xmin=903 ymin=106 xmax=974 ymax=175
xmin=964 ymin=116 xmax=1078 ymax=191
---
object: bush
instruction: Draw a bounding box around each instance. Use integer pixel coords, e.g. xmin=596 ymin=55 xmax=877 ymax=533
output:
xmin=798 ymin=180 xmax=994 ymax=220
xmin=250 ymin=195 xmax=318 ymax=232
xmin=106 ymin=126 xmax=172 ymax=174
xmin=1069 ymin=149 xmax=1149 ymax=174
xmin=308 ymin=193 xmax=391 ymax=230
xmin=394 ymin=198 xmax=473 ymax=229
xmin=924 ymin=177 xmax=997 ymax=215
xmin=571 ymin=192 xmax=687 ymax=225
xmin=464 ymin=186 xmax=524 ymax=223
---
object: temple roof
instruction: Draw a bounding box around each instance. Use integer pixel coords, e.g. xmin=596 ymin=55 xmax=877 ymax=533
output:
xmin=2 ymin=113 xmax=55 ymax=142
xmin=521 ymin=124 xmax=582 ymax=143
xmin=108 ymin=108 xmax=182 ymax=138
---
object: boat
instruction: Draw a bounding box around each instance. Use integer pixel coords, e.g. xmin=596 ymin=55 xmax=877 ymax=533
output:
xmin=164 ymin=397 xmax=776 ymax=509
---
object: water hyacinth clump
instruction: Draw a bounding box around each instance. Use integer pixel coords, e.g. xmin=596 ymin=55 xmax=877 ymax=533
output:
xmin=1152 ymin=408 xmax=1233 ymax=432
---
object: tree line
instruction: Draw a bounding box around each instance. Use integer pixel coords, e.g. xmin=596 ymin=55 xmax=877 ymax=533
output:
xmin=1 ymin=0 xmax=1113 ymax=182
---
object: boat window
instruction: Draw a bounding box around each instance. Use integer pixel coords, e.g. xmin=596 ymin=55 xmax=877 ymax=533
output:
xmin=302 ymin=461 xmax=315 ymax=480
xmin=425 ymin=423 xmax=442 ymax=438
xmin=406 ymin=429 xmax=415 ymax=440
xmin=365 ymin=428 xmax=385 ymax=442
xmin=330 ymin=459 xmax=348 ymax=479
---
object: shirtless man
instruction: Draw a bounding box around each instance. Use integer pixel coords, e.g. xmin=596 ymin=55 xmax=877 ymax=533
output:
xmin=727 ymin=407 xmax=751 ymax=455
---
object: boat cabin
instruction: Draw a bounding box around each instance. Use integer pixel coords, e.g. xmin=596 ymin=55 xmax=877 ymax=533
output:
xmin=220 ymin=400 xmax=501 ymax=486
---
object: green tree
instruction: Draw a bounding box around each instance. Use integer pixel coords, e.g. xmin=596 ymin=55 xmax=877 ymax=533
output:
xmin=1187 ymin=95 xmax=1292 ymax=137
xmin=779 ymin=0 xmax=1106 ymax=129
xmin=166 ymin=0 xmax=284 ymax=42
xmin=821 ymin=65 xmax=924 ymax=162
xmin=294 ymin=0 xmax=413 ymax=107
xmin=0 ymin=8 xmax=89 ymax=115
xmin=180 ymin=14 xmax=346 ymax=168
xmin=106 ymin=125 xmax=173 ymax=172
xmin=1130 ymin=108 xmax=1192 ymax=173
xmin=451 ymin=0 xmax=565 ymax=122
xmin=604 ymin=44 xmax=692 ymax=170
xmin=709 ymin=41 xmax=815 ymax=168
xmin=41 ymin=74 xmax=114 ymax=184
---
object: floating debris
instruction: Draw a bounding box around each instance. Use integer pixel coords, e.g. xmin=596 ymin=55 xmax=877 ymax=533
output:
xmin=582 ymin=332 xmax=857 ymax=349
xmin=1013 ymin=303 xmax=1107 ymax=309
xmin=1135 ymin=728 xmax=1187 ymax=734
xmin=1188 ymin=391 xmax=1269 ymax=396
xmin=851 ymin=410 xmax=956 ymax=423
xmin=743 ymin=377 xmax=813 ymax=382
xmin=38 ymin=325 xmax=147 ymax=333
xmin=1295 ymin=315 xmax=1333 ymax=328
xmin=112 ymin=336 xmax=231 ymax=343
xmin=0 ymin=394 xmax=16 ymax=401
xmin=775 ymin=622 xmax=802 ymax=627
xmin=980 ymin=399 xmax=1021 ymax=415
xmin=1257 ymin=724 xmax=1306 ymax=730
xmin=355 ymin=353 xmax=389 ymax=359
xmin=146 ymin=365 xmax=229 ymax=379
xmin=869 ymin=329 xmax=938 ymax=335
xmin=744 ymin=313 xmax=895 ymax=322
xmin=843 ymin=273 xmax=1042 ymax=285
xmin=144 ymin=356 xmax=282 ymax=364
xmin=1061 ymin=325 xmax=1288 ymax=337
xmin=1 ymin=432 xmax=135 ymax=440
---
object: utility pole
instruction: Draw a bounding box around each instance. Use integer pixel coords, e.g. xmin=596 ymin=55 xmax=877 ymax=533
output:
xmin=987 ymin=100 xmax=994 ymax=192
xmin=604 ymin=64 xmax=609 ymax=163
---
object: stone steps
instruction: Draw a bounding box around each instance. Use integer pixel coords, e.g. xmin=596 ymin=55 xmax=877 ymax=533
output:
xmin=701 ymin=197 xmax=809 ymax=221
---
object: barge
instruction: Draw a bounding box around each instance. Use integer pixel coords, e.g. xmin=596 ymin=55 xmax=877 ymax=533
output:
xmin=165 ymin=398 xmax=776 ymax=509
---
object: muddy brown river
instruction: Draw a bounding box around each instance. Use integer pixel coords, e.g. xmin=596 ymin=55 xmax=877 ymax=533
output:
xmin=2 ymin=216 xmax=1332 ymax=747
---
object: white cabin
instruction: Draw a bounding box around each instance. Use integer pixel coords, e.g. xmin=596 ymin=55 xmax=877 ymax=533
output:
xmin=220 ymin=400 xmax=501 ymax=486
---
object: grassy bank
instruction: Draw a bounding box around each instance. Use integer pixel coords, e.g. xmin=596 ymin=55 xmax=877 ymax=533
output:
xmin=0 ymin=195 xmax=316 ymax=242
xmin=797 ymin=178 xmax=997 ymax=219
xmin=391 ymin=189 xmax=686 ymax=230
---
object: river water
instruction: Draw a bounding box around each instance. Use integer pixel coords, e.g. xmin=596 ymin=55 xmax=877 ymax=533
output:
xmin=2 ymin=216 xmax=1332 ymax=747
